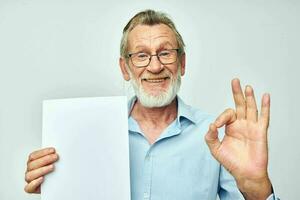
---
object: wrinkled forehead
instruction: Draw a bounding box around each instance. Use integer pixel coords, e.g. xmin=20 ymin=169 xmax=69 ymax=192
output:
xmin=127 ymin=24 xmax=178 ymax=51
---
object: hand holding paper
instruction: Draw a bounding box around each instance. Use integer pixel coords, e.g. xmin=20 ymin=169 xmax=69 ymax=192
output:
xmin=24 ymin=147 xmax=59 ymax=193
xmin=25 ymin=96 xmax=131 ymax=200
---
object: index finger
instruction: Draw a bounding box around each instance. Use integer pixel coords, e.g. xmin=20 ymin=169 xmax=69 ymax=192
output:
xmin=28 ymin=147 xmax=56 ymax=162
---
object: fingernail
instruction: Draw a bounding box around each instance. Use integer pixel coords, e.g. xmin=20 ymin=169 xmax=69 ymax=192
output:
xmin=245 ymin=85 xmax=252 ymax=94
xmin=263 ymin=93 xmax=270 ymax=105
xmin=234 ymin=78 xmax=240 ymax=82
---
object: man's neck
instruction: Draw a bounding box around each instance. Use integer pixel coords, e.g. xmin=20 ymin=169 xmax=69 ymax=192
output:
xmin=131 ymin=97 xmax=178 ymax=125
xmin=130 ymin=97 xmax=178 ymax=144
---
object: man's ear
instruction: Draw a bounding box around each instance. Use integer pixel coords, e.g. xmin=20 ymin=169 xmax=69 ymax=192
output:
xmin=180 ymin=53 xmax=186 ymax=76
xmin=119 ymin=57 xmax=130 ymax=81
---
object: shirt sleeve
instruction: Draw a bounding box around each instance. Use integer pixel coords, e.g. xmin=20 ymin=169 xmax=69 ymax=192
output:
xmin=266 ymin=190 xmax=281 ymax=200
xmin=266 ymin=193 xmax=276 ymax=200
xmin=218 ymin=165 xmax=245 ymax=200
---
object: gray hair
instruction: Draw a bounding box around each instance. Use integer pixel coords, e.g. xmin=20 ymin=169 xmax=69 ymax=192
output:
xmin=120 ymin=9 xmax=185 ymax=58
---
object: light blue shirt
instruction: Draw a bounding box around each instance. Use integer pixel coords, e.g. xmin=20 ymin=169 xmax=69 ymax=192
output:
xmin=128 ymin=96 xmax=278 ymax=200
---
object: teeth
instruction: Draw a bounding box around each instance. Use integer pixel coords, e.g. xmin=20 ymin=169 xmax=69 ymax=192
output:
xmin=146 ymin=78 xmax=165 ymax=83
xmin=143 ymin=77 xmax=169 ymax=83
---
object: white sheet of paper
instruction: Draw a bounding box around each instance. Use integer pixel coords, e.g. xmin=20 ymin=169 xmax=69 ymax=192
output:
xmin=41 ymin=96 xmax=130 ymax=200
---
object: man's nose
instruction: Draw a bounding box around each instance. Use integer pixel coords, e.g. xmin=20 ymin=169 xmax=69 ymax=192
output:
xmin=146 ymin=55 xmax=164 ymax=73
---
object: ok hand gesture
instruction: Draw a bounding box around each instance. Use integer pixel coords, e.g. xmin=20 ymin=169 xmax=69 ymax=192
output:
xmin=205 ymin=78 xmax=272 ymax=200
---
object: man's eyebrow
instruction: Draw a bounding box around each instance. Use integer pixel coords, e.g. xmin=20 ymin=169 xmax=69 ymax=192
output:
xmin=136 ymin=41 xmax=175 ymax=49
xmin=130 ymin=41 xmax=176 ymax=52
xmin=134 ymin=45 xmax=147 ymax=50
xmin=157 ymin=41 xmax=175 ymax=49
xmin=129 ymin=45 xmax=148 ymax=53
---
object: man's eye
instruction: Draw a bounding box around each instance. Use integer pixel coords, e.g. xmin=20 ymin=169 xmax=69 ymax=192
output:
xmin=137 ymin=53 xmax=148 ymax=58
xmin=159 ymin=51 xmax=171 ymax=57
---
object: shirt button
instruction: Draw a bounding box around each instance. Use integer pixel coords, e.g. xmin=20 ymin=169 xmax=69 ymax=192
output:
xmin=145 ymin=154 xmax=150 ymax=160
xmin=143 ymin=192 xmax=149 ymax=199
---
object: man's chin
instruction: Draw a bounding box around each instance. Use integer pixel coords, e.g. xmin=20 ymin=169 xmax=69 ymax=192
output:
xmin=143 ymin=90 xmax=167 ymax=98
xmin=135 ymin=89 xmax=176 ymax=108
xmin=130 ymin=77 xmax=180 ymax=108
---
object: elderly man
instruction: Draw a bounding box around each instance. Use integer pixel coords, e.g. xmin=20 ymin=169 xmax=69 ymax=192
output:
xmin=24 ymin=10 xmax=278 ymax=200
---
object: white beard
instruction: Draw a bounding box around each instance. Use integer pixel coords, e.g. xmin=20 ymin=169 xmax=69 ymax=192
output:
xmin=128 ymin=66 xmax=181 ymax=108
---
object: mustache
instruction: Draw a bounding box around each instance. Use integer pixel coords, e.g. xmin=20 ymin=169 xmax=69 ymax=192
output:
xmin=140 ymin=70 xmax=172 ymax=80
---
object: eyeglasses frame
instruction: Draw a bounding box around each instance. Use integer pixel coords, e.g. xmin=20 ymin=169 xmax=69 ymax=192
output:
xmin=126 ymin=48 xmax=180 ymax=68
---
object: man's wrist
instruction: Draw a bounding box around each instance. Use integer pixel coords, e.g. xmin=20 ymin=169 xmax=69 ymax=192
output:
xmin=237 ymin=176 xmax=273 ymax=200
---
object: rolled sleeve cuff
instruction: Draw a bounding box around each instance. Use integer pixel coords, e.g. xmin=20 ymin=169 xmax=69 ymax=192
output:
xmin=266 ymin=193 xmax=280 ymax=200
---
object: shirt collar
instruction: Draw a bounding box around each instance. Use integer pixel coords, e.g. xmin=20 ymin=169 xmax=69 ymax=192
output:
xmin=127 ymin=96 xmax=197 ymax=141
xmin=127 ymin=95 xmax=197 ymax=124
xmin=176 ymin=96 xmax=197 ymax=125
xmin=127 ymin=96 xmax=137 ymax=117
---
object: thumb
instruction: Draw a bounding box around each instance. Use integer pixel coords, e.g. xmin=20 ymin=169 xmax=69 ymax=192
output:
xmin=205 ymin=123 xmax=221 ymax=157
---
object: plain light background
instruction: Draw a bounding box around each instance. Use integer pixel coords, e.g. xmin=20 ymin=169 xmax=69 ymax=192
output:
xmin=0 ymin=0 xmax=299 ymax=199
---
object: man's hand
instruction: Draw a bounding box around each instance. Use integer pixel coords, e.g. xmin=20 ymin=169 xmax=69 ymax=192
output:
xmin=205 ymin=78 xmax=272 ymax=200
xmin=24 ymin=147 xmax=59 ymax=194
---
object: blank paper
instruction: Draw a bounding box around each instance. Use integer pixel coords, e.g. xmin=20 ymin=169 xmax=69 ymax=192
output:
xmin=41 ymin=96 xmax=130 ymax=200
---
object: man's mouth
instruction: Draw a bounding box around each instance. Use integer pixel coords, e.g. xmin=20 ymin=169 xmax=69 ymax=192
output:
xmin=142 ymin=77 xmax=170 ymax=83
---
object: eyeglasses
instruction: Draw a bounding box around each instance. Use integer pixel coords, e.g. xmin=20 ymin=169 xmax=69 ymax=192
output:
xmin=127 ymin=48 xmax=179 ymax=68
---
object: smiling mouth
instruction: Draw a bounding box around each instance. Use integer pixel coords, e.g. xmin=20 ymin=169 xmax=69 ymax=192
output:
xmin=142 ymin=77 xmax=170 ymax=83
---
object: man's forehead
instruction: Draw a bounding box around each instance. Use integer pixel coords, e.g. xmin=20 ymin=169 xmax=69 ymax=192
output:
xmin=128 ymin=24 xmax=177 ymax=49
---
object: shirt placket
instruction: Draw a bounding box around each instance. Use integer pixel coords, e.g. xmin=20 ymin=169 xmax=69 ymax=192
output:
xmin=143 ymin=150 xmax=153 ymax=200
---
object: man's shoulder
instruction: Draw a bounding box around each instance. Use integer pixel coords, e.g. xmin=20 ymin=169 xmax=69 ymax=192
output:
xmin=177 ymin=97 xmax=216 ymax=125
